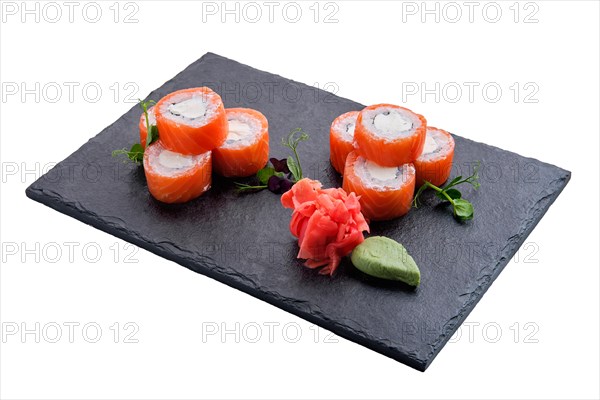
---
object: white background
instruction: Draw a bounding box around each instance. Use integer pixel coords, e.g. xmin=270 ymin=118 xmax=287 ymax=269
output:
xmin=1 ymin=1 xmax=599 ymax=399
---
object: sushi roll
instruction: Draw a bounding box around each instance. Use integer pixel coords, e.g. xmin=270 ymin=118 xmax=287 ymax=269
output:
xmin=342 ymin=151 xmax=415 ymax=221
xmin=329 ymin=111 xmax=359 ymax=174
xmin=155 ymin=87 xmax=227 ymax=155
xmin=138 ymin=106 xmax=156 ymax=149
xmin=212 ymin=108 xmax=269 ymax=177
xmin=143 ymin=141 xmax=212 ymax=204
xmin=414 ymin=127 xmax=455 ymax=187
xmin=354 ymin=104 xmax=427 ymax=167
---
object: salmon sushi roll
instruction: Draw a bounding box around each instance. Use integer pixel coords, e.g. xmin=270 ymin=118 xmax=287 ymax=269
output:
xmin=329 ymin=111 xmax=359 ymax=174
xmin=212 ymin=108 xmax=269 ymax=177
xmin=414 ymin=127 xmax=455 ymax=187
xmin=343 ymin=151 xmax=415 ymax=221
xmin=143 ymin=141 xmax=212 ymax=204
xmin=138 ymin=106 xmax=156 ymax=149
xmin=155 ymin=87 xmax=227 ymax=155
xmin=354 ymin=104 xmax=426 ymax=167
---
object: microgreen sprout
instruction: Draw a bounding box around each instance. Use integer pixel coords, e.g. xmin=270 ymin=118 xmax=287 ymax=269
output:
xmin=236 ymin=128 xmax=309 ymax=194
xmin=112 ymin=144 xmax=145 ymax=164
xmin=112 ymin=99 xmax=158 ymax=165
xmin=139 ymin=99 xmax=158 ymax=148
xmin=282 ymin=128 xmax=309 ymax=182
xmin=413 ymin=162 xmax=481 ymax=222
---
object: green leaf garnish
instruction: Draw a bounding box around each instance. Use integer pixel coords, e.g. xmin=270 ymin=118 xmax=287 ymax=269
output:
xmin=453 ymin=198 xmax=474 ymax=221
xmin=286 ymin=156 xmax=301 ymax=182
xmin=446 ymin=175 xmax=463 ymax=188
xmin=139 ymin=98 xmax=157 ymax=148
xmin=257 ymin=166 xmax=285 ymax=185
xmin=112 ymin=143 xmax=144 ymax=164
xmin=282 ymin=128 xmax=309 ymax=181
xmin=112 ymin=98 xmax=158 ymax=165
xmin=257 ymin=167 xmax=275 ymax=185
xmin=445 ymin=188 xmax=462 ymax=199
xmin=413 ymin=161 xmax=480 ymax=222
xmin=412 ymin=183 xmax=428 ymax=208
xmin=234 ymin=182 xmax=268 ymax=193
xmin=147 ymin=124 xmax=159 ymax=146
xmin=237 ymin=128 xmax=310 ymax=195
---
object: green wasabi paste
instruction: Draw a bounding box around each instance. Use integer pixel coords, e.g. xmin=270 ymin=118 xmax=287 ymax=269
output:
xmin=351 ymin=236 xmax=421 ymax=286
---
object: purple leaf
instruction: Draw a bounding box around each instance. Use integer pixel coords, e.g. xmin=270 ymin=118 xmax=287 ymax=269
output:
xmin=280 ymin=178 xmax=294 ymax=193
xmin=267 ymin=175 xmax=282 ymax=193
xmin=270 ymin=158 xmax=290 ymax=174
xmin=268 ymin=175 xmax=294 ymax=194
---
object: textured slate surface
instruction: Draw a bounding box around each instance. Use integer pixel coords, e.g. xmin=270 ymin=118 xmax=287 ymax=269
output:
xmin=26 ymin=53 xmax=570 ymax=371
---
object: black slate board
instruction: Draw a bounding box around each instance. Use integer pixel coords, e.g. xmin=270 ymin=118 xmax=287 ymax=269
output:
xmin=26 ymin=53 xmax=570 ymax=371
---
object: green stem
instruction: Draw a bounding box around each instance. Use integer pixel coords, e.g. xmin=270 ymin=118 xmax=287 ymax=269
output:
xmin=440 ymin=190 xmax=457 ymax=206
xmin=430 ymin=181 xmax=457 ymax=211
xmin=144 ymin=109 xmax=151 ymax=147
xmin=424 ymin=181 xmax=443 ymax=193
xmin=235 ymin=183 xmax=268 ymax=192
xmin=293 ymin=147 xmax=302 ymax=180
xmin=413 ymin=181 xmax=436 ymax=208
xmin=143 ymin=102 xmax=154 ymax=148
